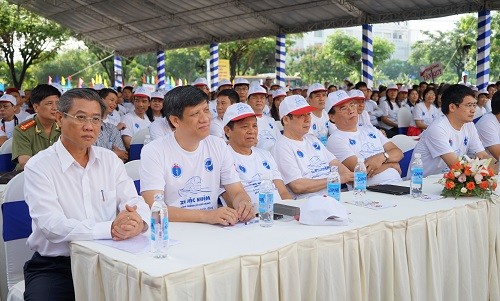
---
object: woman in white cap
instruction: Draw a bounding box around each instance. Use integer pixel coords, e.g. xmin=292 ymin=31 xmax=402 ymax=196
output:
xmin=145 ymin=91 xmax=165 ymax=122
xmin=378 ymin=84 xmax=401 ymax=138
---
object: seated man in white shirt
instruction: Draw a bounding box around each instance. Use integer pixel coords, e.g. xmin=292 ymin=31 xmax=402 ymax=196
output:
xmin=476 ymin=90 xmax=500 ymax=160
xmin=306 ymin=83 xmax=330 ymax=144
xmin=121 ymin=86 xmax=152 ymax=149
xmin=271 ymin=95 xmax=353 ymax=199
xmin=0 ymin=94 xmax=19 ymax=146
xmin=246 ymin=84 xmax=280 ymax=151
xmin=140 ymin=86 xmax=255 ymax=226
xmin=210 ymin=89 xmax=239 ymax=140
xmin=326 ymin=90 xmax=403 ymax=185
xmin=412 ymin=84 xmax=494 ymax=177
xmin=23 ymin=88 xmax=149 ymax=300
xmin=223 ymin=103 xmax=292 ymax=209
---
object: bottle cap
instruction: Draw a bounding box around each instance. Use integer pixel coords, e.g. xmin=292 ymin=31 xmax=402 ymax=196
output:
xmin=357 ymin=157 xmax=364 ymax=163
xmin=414 ymin=153 xmax=421 ymax=158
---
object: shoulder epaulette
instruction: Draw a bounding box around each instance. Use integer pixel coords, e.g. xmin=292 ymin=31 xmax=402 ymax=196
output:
xmin=18 ymin=119 xmax=36 ymax=131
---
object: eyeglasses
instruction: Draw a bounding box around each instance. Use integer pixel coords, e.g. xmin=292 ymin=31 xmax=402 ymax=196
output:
xmin=0 ymin=104 xmax=13 ymax=110
xmin=458 ymin=102 xmax=477 ymax=109
xmin=63 ymin=112 xmax=102 ymax=125
xmin=338 ymin=102 xmax=358 ymax=112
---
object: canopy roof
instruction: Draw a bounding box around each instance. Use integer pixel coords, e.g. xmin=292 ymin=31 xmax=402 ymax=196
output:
xmin=10 ymin=0 xmax=500 ymax=56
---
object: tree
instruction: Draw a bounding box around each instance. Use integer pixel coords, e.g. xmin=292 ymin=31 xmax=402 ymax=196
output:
xmin=85 ymin=42 xmax=117 ymax=85
xmin=0 ymin=0 xmax=69 ymax=88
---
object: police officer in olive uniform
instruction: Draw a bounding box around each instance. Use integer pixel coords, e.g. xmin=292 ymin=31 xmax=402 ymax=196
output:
xmin=12 ymin=84 xmax=61 ymax=170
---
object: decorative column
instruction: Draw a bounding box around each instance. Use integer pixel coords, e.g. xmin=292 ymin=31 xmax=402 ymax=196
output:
xmin=361 ymin=24 xmax=374 ymax=88
xmin=476 ymin=10 xmax=491 ymax=91
xmin=113 ymin=55 xmax=123 ymax=88
xmin=157 ymin=50 xmax=166 ymax=90
xmin=210 ymin=43 xmax=219 ymax=92
xmin=275 ymin=34 xmax=286 ymax=88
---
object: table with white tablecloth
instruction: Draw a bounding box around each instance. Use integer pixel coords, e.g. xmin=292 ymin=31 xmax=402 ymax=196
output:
xmin=70 ymin=178 xmax=500 ymax=301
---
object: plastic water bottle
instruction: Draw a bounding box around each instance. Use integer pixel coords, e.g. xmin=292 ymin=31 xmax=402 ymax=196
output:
xmin=327 ymin=165 xmax=341 ymax=202
xmin=353 ymin=157 xmax=367 ymax=204
xmin=410 ymin=153 xmax=424 ymax=198
xmin=318 ymin=124 xmax=328 ymax=146
xmin=143 ymin=134 xmax=151 ymax=145
xmin=258 ymin=173 xmax=274 ymax=227
xmin=150 ymin=193 xmax=169 ymax=258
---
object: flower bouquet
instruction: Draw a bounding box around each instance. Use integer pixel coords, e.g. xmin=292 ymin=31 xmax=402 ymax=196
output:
xmin=439 ymin=155 xmax=497 ymax=200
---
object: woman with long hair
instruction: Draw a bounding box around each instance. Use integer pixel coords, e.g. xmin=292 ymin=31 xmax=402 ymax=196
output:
xmin=378 ymin=84 xmax=401 ymax=138
xmin=146 ymin=91 xmax=165 ymax=122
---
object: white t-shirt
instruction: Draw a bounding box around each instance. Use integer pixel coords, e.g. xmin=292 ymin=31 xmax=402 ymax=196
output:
xmin=485 ymin=99 xmax=492 ymax=113
xmin=120 ymin=111 xmax=151 ymax=137
xmin=308 ymin=111 xmax=330 ymax=141
xmin=210 ymin=117 xmax=225 ymax=140
xmin=327 ymin=126 xmax=401 ymax=186
xmin=149 ymin=118 xmax=172 ymax=141
xmin=357 ymin=110 xmax=374 ymax=128
xmin=412 ymin=117 xmax=485 ymax=177
xmin=256 ymin=115 xmax=280 ymax=151
xmin=229 ymin=146 xmax=283 ymax=209
xmin=365 ymin=99 xmax=383 ymax=127
xmin=271 ymin=134 xmax=336 ymax=199
xmin=0 ymin=119 xmax=17 ymax=138
xmin=15 ymin=111 xmax=31 ymax=122
xmin=208 ymin=100 xmax=217 ymax=119
xmin=104 ymin=111 xmax=121 ymax=126
xmin=117 ymin=104 xmax=128 ymax=116
xmin=140 ymin=133 xmax=240 ymax=210
xmin=410 ymin=102 xmax=441 ymax=127
xmin=378 ymin=100 xmax=401 ymax=129
xmin=475 ymin=112 xmax=500 ymax=154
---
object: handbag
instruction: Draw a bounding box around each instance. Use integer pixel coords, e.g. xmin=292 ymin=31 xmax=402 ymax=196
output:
xmin=406 ymin=126 xmax=422 ymax=136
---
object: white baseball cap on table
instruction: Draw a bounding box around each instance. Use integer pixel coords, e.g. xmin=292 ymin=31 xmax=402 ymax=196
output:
xmin=278 ymin=95 xmax=316 ymax=120
xmin=0 ymin=94 xmax=16 ymax=106
xmin=133 ymin=86 xmax=151 ymax=99
xmin=325 ymin=90 xmax=352 ymax=113
xmin=348 ymin=89 xmax=365 ymax=101
xmin=222 ymin=103 xmax=257 ymax=126
xmin=299 ymin=195 xmax=348 ymax=226
xmin=247 ymin=84 xmax=268 ymax=98
xmin=150 ymin=91 xmax=164 ymax=100
xmin=307 ymin=83 xmax=327 ymax=98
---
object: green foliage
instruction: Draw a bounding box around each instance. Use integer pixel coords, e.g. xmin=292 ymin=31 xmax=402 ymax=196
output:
xmin=0 ymin=0 xmax=70 ymax=88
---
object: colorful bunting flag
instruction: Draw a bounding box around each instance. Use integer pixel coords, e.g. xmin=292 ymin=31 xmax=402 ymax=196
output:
xmin=78 ymin=78 xmax=84 ymax=88
xmin=48 ymin=76 xmax=52 ymax=84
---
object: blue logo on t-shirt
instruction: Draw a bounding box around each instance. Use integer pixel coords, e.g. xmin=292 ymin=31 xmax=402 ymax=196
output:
xmin=297 ymin=150 xmax=304 ymax=158
xmin=464 ymin=137 xmax=468 ymax=146
xmin=449 ymin=139 xmax=453 ymax=147
xmin=172 ymin=163 xmax=182 ymax=178
xmin=349 ymin=139 xmax=356 ymax=145
xmin=312 ymin=142 xmax=321 ymax=150
xmin=263 ymin=161 xmax=271 ymax=169
xmin=422 ymin=112 xmax=425 ymax=116
xmin=269 ymin=123 xmax=274 ymax=129
xmin=238 ymin=165 xmax=247 ymax=173
xmin=204 ymin=158 xmax=214 ymax=172
xmin=312 ymin=124 xmax=317 ymax=130
xmin=135 ymin=123 xmax=139 ymax=128
xmin=368 ymin=133 xmax=377 ymax=139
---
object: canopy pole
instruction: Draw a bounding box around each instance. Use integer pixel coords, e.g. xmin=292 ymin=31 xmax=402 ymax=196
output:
xmin=476 ymin=10 xmax=490 ymax=90
xmin=157 ymin=50 xmax=166 ymax=90
xmin=210 ymin=43 xmax=219 ymax=92
xmin=362 ymin=24 xmax=373 ymax=88
xmin=275 ymin=34 xmax=286 ymax=88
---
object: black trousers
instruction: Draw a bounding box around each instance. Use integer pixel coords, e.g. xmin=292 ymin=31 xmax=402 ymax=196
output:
xmin=23 ymin=252 xmax=75 ymax=301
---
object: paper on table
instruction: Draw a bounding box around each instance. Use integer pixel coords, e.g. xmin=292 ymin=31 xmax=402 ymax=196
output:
xmin=415 ymin=194 xmax=444 ymax=202
xmin=345 ymin=199 xmax=397 ymax=210
xmin=222 ymin=217 xmax=259 ymax=230
xmin=95 ymin=234 xmax=179 ymax=254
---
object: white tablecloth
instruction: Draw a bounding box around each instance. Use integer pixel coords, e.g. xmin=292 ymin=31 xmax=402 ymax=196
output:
xmin=70 ymin=178 xmax=500 ymax=300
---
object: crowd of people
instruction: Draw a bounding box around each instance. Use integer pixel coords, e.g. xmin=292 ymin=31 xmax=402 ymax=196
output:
xmin=1 ymin=73 xmax=499 ymax=300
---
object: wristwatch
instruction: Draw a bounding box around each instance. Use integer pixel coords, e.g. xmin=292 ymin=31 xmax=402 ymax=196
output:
xmin=383 ymin=152 xmax=390 ymax=163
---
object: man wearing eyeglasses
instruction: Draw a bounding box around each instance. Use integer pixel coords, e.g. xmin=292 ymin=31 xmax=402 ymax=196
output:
xmin=271 ymin=95 xmax=353 ymax=199
xmin=326 ymin=90 xmax=403 ymax=185
xmin=411 ymin=84 xmax=494 ymax=177
xmin=22 ymin=88 xmax=150 ymax=300
xmin=12 ymin=84 xmax=62 ymax=170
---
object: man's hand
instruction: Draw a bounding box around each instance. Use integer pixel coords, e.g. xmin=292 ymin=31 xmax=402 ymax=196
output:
xmin=365 ymin=153 xmax=385 ymax=178
xmin=203 ymin=207 xmax=239 ymax=226
xmin=112 ymin=146 xmax=128 ymax=162
xmin=111 ymin=204 xmax=144 ymax=240
xmin=233 ymin=199 xmax=255 ymax=222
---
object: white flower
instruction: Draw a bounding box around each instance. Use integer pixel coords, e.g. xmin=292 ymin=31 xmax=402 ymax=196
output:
xmin=454 ymin=171 xmax=461 ymax=177
xmin=474 ymin=173 xmax=483 ymax=184
xmin=460 ymin=187 xmax=468 ymax=193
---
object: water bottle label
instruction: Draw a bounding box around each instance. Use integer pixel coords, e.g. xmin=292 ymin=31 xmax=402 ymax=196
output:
xmin=163 ymin=218 xmax=169 ymax=241
xmin=259 ymin=193 xmax=274 ymax=214
xmin=327 ymin=182 xmax=341 ymax=201
xmin=319 ymin=135 xmax=327 ymax=146
xmin=354 ymin=172 xmax=367 ymax=190
xmin=150 ymin=218 xmax=156 ymax=241
xmin=412 ymin=167 xmax=423 ymax=185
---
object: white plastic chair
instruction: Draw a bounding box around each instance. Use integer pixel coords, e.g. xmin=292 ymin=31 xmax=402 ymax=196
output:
xmin=129 ymin=128 xmax=150 ymax=161
xmin=397 ymin=107 xmax=412 ymax=135
xmin=0 ymin=172 xmax=30 ymax=301
xmin=124 ymin=160 xmax=141 ymax=194
xmin=0 ymin=138 xmax=12 ymax=154
xmin=390 ymin=135 xmax=418 ymax=178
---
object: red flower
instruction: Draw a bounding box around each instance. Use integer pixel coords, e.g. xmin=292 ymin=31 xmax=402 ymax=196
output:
xmin=487 ymin=168 xmax=494 ymax=177
xmin=466 ymin=182 xmax=475 ymax=190
xmin=445 ymin=181 xmax=455 ymax=190
xmin=444 ymin=171 xmax=455 ymax=180
xmin=464 ymin=167 xmax=472 ymax=176
xmin=493 ymin=182 xmax=497 ymax=190
xmin=450 ymin=161 xmax=461 ymax=171
xmin=479 ymin=181 xmax=489 ymax=190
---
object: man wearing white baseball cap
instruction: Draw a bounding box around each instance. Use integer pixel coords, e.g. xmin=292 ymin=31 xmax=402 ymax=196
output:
xmin=120 ymin=86 xmax=152 ymax=149
xmin=0 ymin=94 xmax=19 ymax=146
xmin=223 ymin=103 xmax=292 ymax=209
xmin=271 ymin=95 xmax=353 ymax=199
xmin=306 ymin=83 xmax=330 ymax=145
xmin=246 ymin=84 xmax=280 ymax=151
xmin=326 ymin=90 xmax=403 ymax=185
xmin=217 ymin=79 xmax=233 ymax=92
xmin=234 ymin=78 xmax=250 ymax=103
xmin=193 ymin=77 xmax=217 ymax=118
